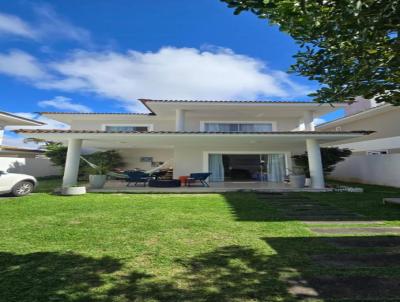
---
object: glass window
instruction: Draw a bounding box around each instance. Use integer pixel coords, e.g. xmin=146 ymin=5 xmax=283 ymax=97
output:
xmin=204 ymin=123 xmax=272 ymax=132
xmin=105 ymin=125 xmax=149 ymax=132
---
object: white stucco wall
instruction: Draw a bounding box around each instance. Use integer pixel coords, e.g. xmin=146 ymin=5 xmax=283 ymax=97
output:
xmin=118 ymin=148 xmax=174 ymax=171
xmin=328 ymin=154 xmax=400 ymax=187
xmin=68 ymin=115 xmax=301 ymax=132
xmin=0 ymin=157 xmax=61 ymax=177
xmin=71 ymin=118 xmax=175 ymax=131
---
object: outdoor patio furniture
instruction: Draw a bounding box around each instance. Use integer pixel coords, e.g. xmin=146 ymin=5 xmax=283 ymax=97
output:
xmin=125 ymin=171 xmax=150 ymax=187
xmin=179 ymin=176 xmax=189 ymax=186
xmin=148 ymin=179 xmax=180 ymax=187
xmin=187 ymin=172 xmax=212 ymax=187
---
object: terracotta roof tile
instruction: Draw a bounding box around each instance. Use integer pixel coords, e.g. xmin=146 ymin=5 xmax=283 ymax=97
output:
xmin=13 ymin=129 xmax=374 ymax=135
xmin=39 ymin=112 xmax=153 ymax=115
xmin=138 ymin=99 xmax=315 ymax=104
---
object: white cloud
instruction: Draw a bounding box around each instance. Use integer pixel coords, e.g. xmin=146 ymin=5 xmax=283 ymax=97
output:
xmin=0 ymin=12 xmax=36 ymax=38
xmin=0 ymin=7 xmax=90 ymax=44
xmin=313 ymin=118 xmax=326 ymax=126
xmin=0 ymin=50 xmax=48 ymax=80
xmin=2 ymin=133 xmax=42 ymax=149
xmin=0 ymin=47 xmax=312 ymax=111
xmin=42 ymin=47 xmax=311 ymax=111
xmin=38 ymin=96 xmax=92 ymax=112
xmin=33 ymin=6 xmax=91 ymax=44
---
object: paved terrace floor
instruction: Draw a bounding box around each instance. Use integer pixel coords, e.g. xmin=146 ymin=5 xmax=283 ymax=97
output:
xmin=88 ymin=180 xmax=332 ymax=193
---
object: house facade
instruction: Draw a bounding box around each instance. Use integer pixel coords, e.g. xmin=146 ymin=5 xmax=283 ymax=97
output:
xmin=317 ymin=98 xmax=400 ymax=187
xmin=0 ymin=111 xmax=61 ymax=177
xmin=15 ymin=99 xmax=371 ymax=189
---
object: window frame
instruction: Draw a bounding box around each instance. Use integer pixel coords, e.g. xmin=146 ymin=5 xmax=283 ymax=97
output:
xmin=200 ymin=120 xmax=277 ymax=132
xmin=102 ymin=124 xmax=154 ymax=132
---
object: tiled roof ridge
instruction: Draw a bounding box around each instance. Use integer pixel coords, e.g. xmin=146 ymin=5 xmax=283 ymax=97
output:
xmin=14 ymin=129 xmax=374 ymax=135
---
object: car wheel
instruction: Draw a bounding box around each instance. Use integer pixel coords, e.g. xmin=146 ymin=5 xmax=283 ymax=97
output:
xmin=12 ymin=181 xmax=34 ymax=197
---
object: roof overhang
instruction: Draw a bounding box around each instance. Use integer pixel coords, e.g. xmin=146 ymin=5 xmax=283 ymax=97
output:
xmin=0 ymin=145 xmax=45 ymax=157
xmin=14 ymin=130 xmax=372 ymax=150
xmin=39 ymin=112 xmax=154 ymax=125
xmin=139 ymin=99 xmax=346 ymax=118
xmin=317 ymin=103 xmax=393 ymax=129
xmin=0 ymin=111 xmax=45 ymax=127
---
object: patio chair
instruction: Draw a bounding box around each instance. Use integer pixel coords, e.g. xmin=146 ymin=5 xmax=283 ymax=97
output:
xmin=187 ymin=172 xmax=212 ymax=187
xmin=125 ymin=171 xmax=150 ymax=187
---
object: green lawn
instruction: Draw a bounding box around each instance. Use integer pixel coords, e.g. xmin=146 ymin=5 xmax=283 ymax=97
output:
xmin=0 ymin=180 xmax=399 ymax=301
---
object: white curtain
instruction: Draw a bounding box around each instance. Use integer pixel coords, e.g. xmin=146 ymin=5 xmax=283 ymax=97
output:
xmin=267 ymin=154 xmax=286 ymax=182
xmin=209 ymin=154 xmax=224 ymax=182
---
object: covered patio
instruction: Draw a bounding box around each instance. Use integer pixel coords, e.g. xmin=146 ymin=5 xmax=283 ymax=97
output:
xmin=88 ymin=180 xmax=333 ymax=193
xmin=15 ymin=129 xmax=371 ymax=191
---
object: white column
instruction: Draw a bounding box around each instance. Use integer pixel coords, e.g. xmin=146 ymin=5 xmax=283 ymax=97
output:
xmin=0 ymin=125 xmax=4 ymax=146
xmin=303 ymin=111 xmax=315 ymax=131
xmin=306 ymin=138 xmax=325 ymax=189
xmin=62 ymin=139 xmax=82 ymax=187
xmin=175 ymin=109 xmax=185 ymax=131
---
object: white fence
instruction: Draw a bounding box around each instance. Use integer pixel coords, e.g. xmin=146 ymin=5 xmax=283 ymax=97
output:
xmin=328 ymin=154 xmax=400 ymax=188
xmin=0 ymin=157 xmax=61 ymax=178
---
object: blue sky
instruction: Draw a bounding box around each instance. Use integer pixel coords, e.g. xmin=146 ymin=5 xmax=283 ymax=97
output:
xmin=0 ymin=0 xmax=343 ymax=146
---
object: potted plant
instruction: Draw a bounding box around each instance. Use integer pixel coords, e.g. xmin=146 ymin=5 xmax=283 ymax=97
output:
xmin=85 ymin=150 xmax=124 ymax=189
xmin=88 ymin=164 xmax=108 ymax=189
xmin=289 ymin=166 xmax=306 ymax=188
xmin=61 ymin=185 xmax=86 ymax=196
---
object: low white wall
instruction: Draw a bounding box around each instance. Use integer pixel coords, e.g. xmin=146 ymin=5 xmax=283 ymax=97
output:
xmin=328 ymin=154 xmax=400 ymax=187
xmin=0 ymin=157 xmax=61 ymax=177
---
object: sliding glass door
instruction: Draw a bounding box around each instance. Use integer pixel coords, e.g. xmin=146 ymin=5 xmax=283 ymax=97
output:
xmin=208 ymin=153 xmax=286 ymax=183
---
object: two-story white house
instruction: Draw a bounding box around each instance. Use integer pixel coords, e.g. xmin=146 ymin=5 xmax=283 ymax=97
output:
xmin=15 ymin=99 xmax=371 ymax=190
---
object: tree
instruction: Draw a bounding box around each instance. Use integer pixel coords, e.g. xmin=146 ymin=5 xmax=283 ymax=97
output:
xmin=292 ymin=147 xmax=352 ymax=177
xmin=44 ymin=142 xmax=124 ymax=176
xmin=81 ymin=150 xmax=125 ymax=175
xmin=45 ymin=142 xmax=69 ymax=168
xmin=221 ymin=0 xmax=400 ymax=105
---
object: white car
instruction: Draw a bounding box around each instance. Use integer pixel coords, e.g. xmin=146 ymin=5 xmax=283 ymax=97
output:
xmin=0 ymin=171 xmax=37 ymax=196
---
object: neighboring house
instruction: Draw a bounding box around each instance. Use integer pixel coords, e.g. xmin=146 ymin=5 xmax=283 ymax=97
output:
xmin=15 ymin=99 xmax=370 ymax=189
xmin=0 ymin=111 xmax=61 ymax=177
xmin=317 ymin=98 xmax=400 ymax=187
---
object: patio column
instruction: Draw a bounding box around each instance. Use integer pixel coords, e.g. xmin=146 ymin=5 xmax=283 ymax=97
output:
xmin=303 ymin=110 xmax=315 ymax=131
xmin=306 ymin=138 xmax=325 ymax=189
xmin=62 ymin=138 xmax=82 ymax=187
xmin=175 ymin=109 xmax=185 ymax=131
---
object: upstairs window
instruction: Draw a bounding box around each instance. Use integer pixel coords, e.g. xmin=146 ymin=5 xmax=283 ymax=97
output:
xmin=203 ymin=122 xmax=273 ymax=132
xmin=105 ymin=125 xmax=151 ymax=132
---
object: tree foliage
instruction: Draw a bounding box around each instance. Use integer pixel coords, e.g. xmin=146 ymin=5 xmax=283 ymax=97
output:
xmin=44 ymin=142 xmax=124 ymax=175
xmin=221 ymin=0 xmax=400 ymax=105
xmin=292 ymin=147 xmax=352 ymax=177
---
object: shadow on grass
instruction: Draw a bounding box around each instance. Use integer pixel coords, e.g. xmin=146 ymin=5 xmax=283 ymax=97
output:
xmin=0 ymin=247 xmax=292 ymax=302
xmin=2 ymin=236 xmax=400 ymax=301
xmin=0 ymin=252 xmax=121 ymax=302
xmin=221 ymin=189 xmax=400 ymax=222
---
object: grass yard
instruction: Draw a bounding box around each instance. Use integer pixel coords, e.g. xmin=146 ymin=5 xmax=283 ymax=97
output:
xmin=0 ymin=180 xmax=400 ymax=301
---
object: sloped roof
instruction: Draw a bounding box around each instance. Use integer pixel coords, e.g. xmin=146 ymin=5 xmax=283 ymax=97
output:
xmin=0 ymin=111 xmax=45 ymax=126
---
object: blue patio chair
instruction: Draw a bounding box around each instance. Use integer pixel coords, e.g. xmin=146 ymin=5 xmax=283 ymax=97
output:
xmin=124 ymin=171 xmax=150 ymax=187
xmin=187 ymin=172 xmax=212 ymax=187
